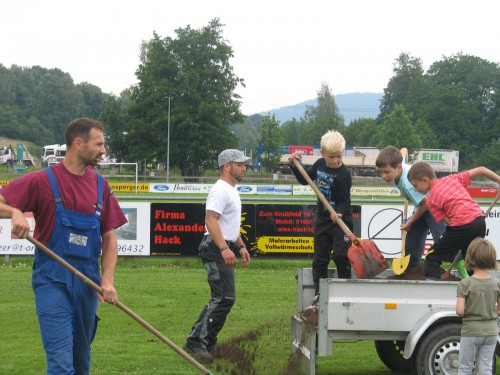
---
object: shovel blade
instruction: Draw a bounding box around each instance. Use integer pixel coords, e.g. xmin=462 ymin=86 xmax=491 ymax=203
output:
xmin=348 ymin=240 xmax=388 ymax=279
xmin=392 ymin=255 xmax=411 ymax=275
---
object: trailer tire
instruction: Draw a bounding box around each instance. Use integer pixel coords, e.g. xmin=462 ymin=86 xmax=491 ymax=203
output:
xmin=411 ymin=322 xmax=496 ymax=375
xmin=375 ymin=340 xmax=412 ymax=373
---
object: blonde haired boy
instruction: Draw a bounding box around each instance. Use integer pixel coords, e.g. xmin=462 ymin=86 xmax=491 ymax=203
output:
xmin=290 ymin=130 xmax=352 ymax=300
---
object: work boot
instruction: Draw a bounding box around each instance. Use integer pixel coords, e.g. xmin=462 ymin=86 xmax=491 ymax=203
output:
xmin=183 ymin=343 xmax=213 ymax=363
xmin=207 ymin=343 xmax=218 ymax=357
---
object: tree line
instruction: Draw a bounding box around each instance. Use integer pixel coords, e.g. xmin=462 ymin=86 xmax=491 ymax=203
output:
xmin=240 ymin=53 xmax=500 ymax=172
xmin=0 ymin=18 xmax=499 ymax=175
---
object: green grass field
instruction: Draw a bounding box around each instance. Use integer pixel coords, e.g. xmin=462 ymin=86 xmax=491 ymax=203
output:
xmin=1 ymin=257 xmax=499 ymax=375
xmin=0 ymin=257 xmax=407 ymax=375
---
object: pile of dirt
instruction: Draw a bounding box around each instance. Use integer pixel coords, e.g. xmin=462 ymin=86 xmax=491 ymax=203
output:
xmin=297 ymin=306 xmax=318 ymax=332
xmin=281 ymin=310 xmax=317 ymax=375
xmin=385 ymin=264 xmax=462 ymax=281
xmin=211 ymin=328 xmax=261 ymax=375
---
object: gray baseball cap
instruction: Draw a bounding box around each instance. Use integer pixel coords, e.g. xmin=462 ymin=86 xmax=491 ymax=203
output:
xmin=218 ymin=149 xmax=251 ymax=167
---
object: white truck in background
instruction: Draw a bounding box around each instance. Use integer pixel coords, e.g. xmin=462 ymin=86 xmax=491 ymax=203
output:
xmin=277 ymin=147 xmax=459 ymax=177
xmin=0 ymin=144 xmax=36 ymax=168
xmin=415 ymin=149 xmax=460 ymax=177
xmin=42 ymin=144 xmax=114 ymax=167
xmin=41 ymin=144 xmax=66 ymax=166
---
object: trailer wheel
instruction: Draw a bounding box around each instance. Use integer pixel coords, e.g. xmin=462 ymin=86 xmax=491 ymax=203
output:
xmin=411 ymin=322 xmax=496 ymax=375
xmin=375 ymin=340 xmax=411 ymax=373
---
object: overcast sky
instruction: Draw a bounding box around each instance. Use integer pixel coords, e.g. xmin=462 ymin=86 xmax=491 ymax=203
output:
xmin=2 ymin=0 xmax=499 ymax=115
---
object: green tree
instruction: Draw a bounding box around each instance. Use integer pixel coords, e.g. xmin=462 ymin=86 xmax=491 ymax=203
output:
xmin=413 ymin=119 xmax=438 ymax=148
xmin=380 ymin=52 xmax=500 ymax=169
xmin=377 ymin=104 xmax=422 ymax=154
xmin=231 ymin=116 xmax=258 ymax=160
xmin=99 ymin=92 xmax=131 ymax=161
xmin=379 ymin=53 xmax=425 ymax=121
xmin=301 ymin=82 xmax=344 ymax=145
xmin=281 ymin=118 xmax=302 ymax=145
xmin=258 ymin=114 xmax=283 ymax=172
xmin=77 ymin=83 xmax=104 ymax=120
xmin=128 ymin=19 xmax=244 ymax=176
xmin=343 ymin=118 xmax=379 ymax=147
xmin=479 ymin=139 xmax=500 ymax=172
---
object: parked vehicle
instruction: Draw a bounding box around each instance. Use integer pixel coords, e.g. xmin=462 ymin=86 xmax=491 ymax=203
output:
xmin=274 ymin=146 xmax=459 ymax=177
xmin=41 ymin=144 xmax=66 ymax=166
xmin=292 ymin=268 xmax=499 ymax=375
xmin=0 ymin=144 xmax=35 ymax=168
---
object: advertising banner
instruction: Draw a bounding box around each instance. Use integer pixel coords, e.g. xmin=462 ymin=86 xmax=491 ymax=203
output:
xmin=0 ymin=202 xmax=150 ymax=256
xmin=108 ymin=182 xmax=150 ymax=193
xmin=253 ymin=204 xmax=361 ymax=256
xmin=256 ymin=185 xmax=293 ymax=195
xmin=0 ymin=212 xmax=36 ymax=255
xmin=115 ymin=202 xmax=151 ymax=256
xmin=149 ymin=203 xmax=256 ymax=256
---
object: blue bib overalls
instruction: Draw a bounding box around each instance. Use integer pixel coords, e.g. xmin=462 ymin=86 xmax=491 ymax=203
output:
xmin=32 ymin=168 xmax=103 ymax=375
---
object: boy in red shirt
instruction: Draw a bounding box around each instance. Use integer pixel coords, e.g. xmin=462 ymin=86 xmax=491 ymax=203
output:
xmin=407 ymin=161 xmax=500 ymax=279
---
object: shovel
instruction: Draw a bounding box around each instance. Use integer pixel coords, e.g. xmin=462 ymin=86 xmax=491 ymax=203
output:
xmin=291 ymin=157 xmax=388 ymax=278
xmin=392 ymin=199 xmax=410 ymax=275
xmin=25 ymin=235 xmax=214 ymax=375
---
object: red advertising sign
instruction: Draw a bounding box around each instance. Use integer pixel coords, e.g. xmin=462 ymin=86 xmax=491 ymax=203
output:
xmin=467 ymin=187 xmax=498 ymax=198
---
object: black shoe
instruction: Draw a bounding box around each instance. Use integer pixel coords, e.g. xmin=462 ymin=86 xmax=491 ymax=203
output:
xmin=183 ymin=343 xmax=213 ymax=363
xmin=207 ymin=344 xmax=218 ymax=356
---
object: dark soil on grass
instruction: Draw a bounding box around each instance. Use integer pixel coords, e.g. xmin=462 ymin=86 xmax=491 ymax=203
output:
xmin=211 ymin=327 xmax=261 ymax=375
xmin=209 ymin=265 xmax=461 ymax=374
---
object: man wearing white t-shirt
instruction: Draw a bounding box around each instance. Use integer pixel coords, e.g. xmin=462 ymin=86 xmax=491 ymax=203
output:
xmin=184 ymin=149 xmax=251 ymax=363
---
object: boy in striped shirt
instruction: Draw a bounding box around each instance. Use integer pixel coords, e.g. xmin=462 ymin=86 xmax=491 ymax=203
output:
xmin=408 ymin=161 xmax=500 ymax=279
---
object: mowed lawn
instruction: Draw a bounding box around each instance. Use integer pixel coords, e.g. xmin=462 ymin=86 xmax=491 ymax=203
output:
xmin=1 ymin=257 xmax=499 ymax=375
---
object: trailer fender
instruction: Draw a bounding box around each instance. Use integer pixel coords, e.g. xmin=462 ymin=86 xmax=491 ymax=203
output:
xmin=403 ymin=310 xmax=459 ymax=359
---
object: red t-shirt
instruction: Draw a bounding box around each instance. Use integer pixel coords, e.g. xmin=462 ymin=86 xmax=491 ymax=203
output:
xmin=427 ymin=171 xmax=484 ymax=226
xmin=1 ymin=163 xmax=127 ymax=244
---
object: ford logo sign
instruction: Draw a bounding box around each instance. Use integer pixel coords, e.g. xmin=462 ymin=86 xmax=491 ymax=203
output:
xmin=153 ymin=184 xmax=169 ymax=192
xmin=237 ymin=186 xmax=252 ymax=193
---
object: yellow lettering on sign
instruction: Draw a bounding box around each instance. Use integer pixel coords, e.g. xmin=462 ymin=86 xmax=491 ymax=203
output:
xmin=256 ymin=236 xmax=314 ymax=254
xmin=109 ymin=182 xmax=150 ymax=193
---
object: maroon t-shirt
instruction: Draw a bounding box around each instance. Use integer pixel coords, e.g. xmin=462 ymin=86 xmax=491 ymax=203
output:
xmin=1 ymin=162 xmax=127 ymax=244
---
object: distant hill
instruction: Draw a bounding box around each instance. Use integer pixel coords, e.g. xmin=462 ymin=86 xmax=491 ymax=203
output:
xmin=256 ymin=92 xmax=383 ymax=124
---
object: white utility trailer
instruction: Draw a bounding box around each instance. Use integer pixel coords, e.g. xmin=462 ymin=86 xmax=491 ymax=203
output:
xmin=292 ymin=268 xmax=500 ymax=375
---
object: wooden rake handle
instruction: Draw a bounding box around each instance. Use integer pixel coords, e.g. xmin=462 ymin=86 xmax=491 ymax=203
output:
xmin=290 ymin=157 xmax=357 ymax=244
xmin=26 ymin=235 xmax=214 ymax=375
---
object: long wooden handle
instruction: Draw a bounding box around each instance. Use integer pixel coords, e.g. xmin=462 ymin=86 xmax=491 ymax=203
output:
xmin=485 ymin=191 xmax=500 ymax=216
xmin=401 ymin=200 xmax=408 ymax=256
xmin=442 ymin=251 xmax=462 ymax=280
xmin=290 ymin=157 xmax=357 ymax=243
xmin=26 ymin=235 xmax=214 ymax=375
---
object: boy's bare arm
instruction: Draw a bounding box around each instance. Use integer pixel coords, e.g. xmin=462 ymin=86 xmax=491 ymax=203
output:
xmin=400 ymin=147 xmax=408 ymax=159
xmin=402 ymin=198 xmax=428 ymax=231
xmin=468 ymin=167 xmax=500 ymax=184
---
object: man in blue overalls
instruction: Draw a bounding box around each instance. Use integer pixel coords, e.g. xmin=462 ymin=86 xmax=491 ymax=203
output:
xmin=0 ymin=118 xmax=128 ymax=374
